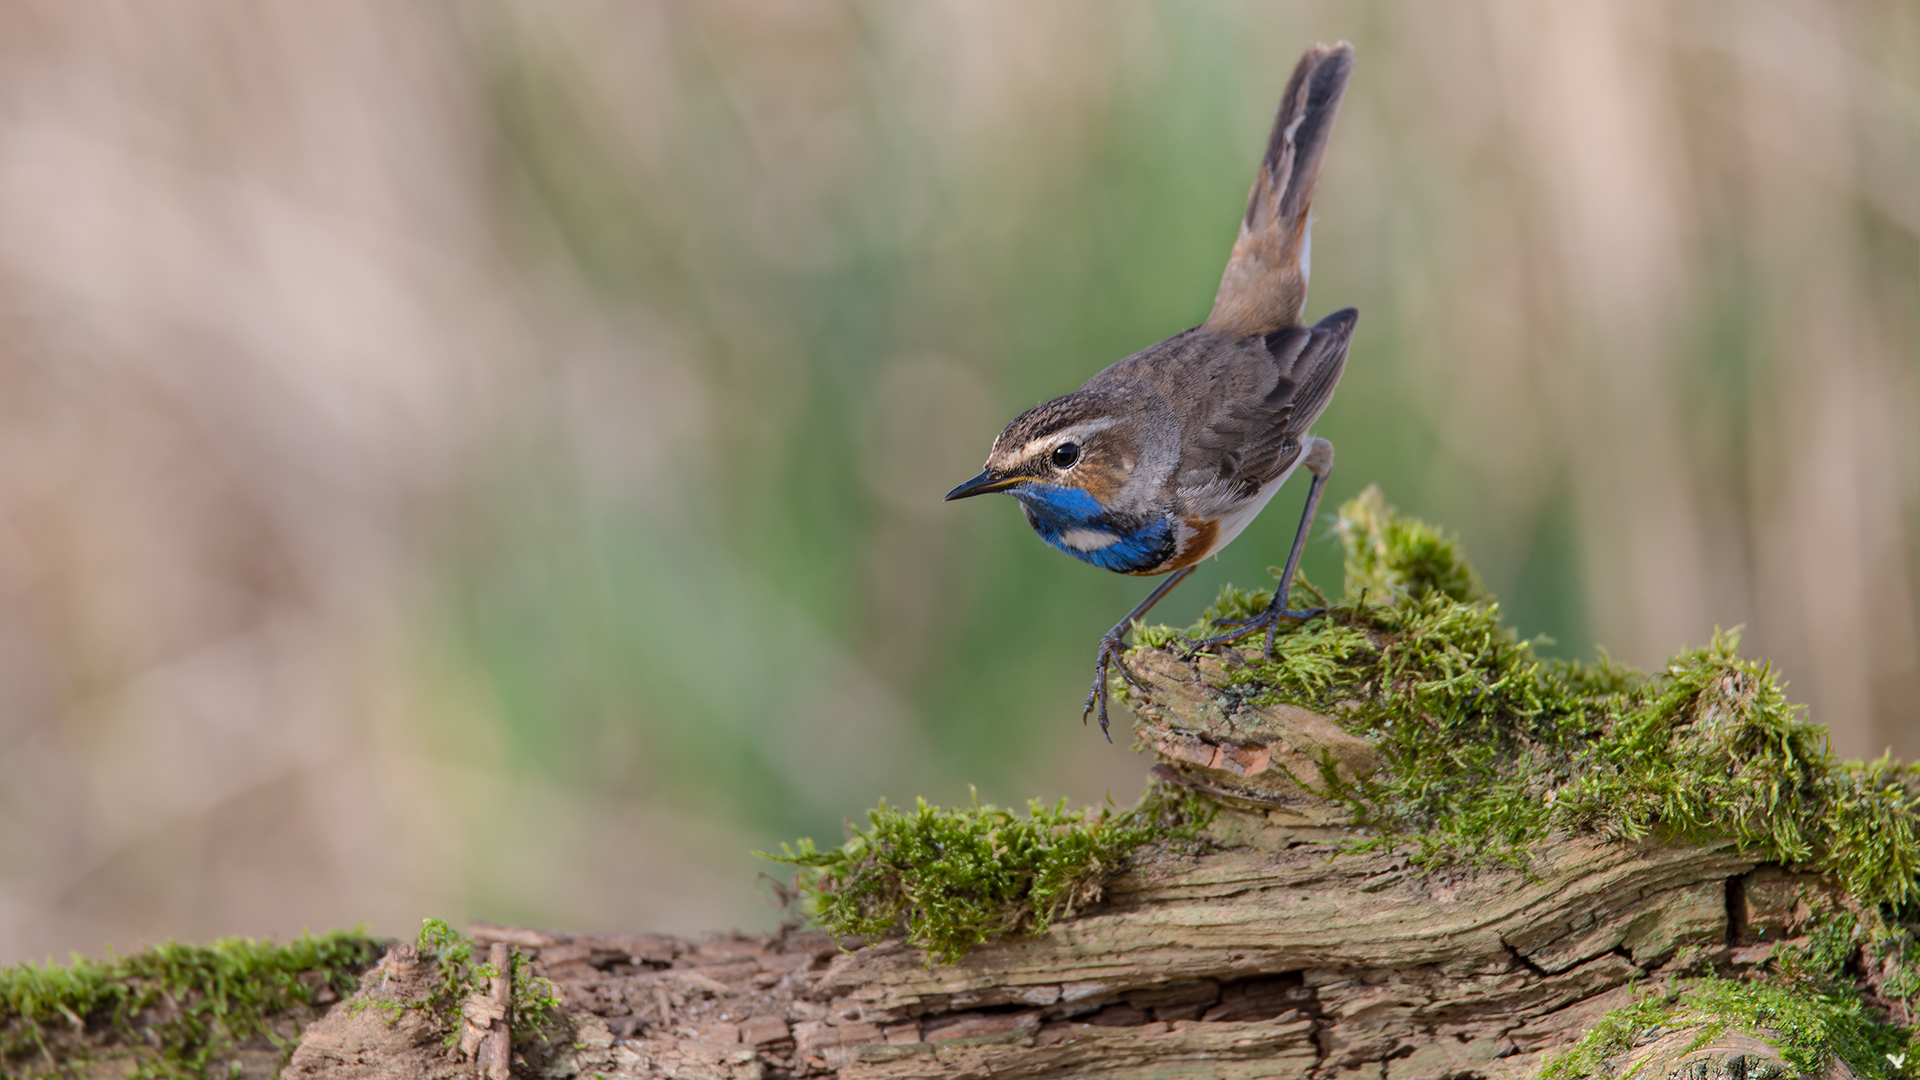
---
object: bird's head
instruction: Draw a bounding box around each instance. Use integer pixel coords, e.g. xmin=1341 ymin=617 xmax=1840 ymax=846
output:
xmin=944 ymin=392 xmax=1144 ymax=514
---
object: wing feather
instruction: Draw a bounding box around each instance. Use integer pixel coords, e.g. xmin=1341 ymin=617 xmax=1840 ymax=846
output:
xmin=1176 ymin=308 xmax=1357 ymax=506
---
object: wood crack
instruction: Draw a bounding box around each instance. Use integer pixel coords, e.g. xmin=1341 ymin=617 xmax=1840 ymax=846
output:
xmin=1502 ymin=941 xmax=1549 ymax=978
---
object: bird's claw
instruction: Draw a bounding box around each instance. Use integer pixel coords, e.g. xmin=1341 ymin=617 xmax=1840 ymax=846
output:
xmin=1082 ymin=632 xmax=1146 ymax=743
xmin=1189 ymin=604 xmax=1326 ymax=658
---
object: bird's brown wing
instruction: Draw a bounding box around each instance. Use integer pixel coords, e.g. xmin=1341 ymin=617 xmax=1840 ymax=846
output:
xmin=1176 ymin=308 xmax=1357 ymax=503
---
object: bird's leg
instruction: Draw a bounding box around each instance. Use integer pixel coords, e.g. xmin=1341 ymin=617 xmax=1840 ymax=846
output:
xmin=1084 ymin=564 xmax=1198 ymax=743
xmin=1197 ymin=437 xmax=1333 ymax=656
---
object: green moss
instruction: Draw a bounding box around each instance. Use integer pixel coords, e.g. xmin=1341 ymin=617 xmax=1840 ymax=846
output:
xmin=1543 ymin=893 xmax=1920 ymax=1079
xmin=1542 ymin=977 xmax=1914 ymax=1080
xmin=0 ymin=921 xmax=573 ymax=1078
xmin=0 ymin=929 xmax=383 ymax=1079
xmin=1129 ymin=485 xmax=1920 ymax=908
xmin=1538 ymin=993 xmax=1686 ymax=1080
xmin=1337 ymin=484 xmax=1488 ymax=605
xmin=412 ymin=918 xmax=566 ymax=1048
xmin=764 ymin=785 xmax=1211 ymax=965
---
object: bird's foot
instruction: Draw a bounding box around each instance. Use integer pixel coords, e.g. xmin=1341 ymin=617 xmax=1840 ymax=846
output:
xmin=1190 ymin=604 xmax=1326 ymax=659
xmin=1082 ymin=631 xmax=1150 ymax=743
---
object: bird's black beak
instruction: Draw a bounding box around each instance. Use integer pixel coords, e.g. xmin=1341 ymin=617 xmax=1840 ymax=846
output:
xmin=944 ymin=469 xmax=1021 ymax=501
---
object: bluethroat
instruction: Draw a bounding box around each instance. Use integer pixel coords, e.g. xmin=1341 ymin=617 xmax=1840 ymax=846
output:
xmin=946 ymin=42 xmax=1358 ymax=740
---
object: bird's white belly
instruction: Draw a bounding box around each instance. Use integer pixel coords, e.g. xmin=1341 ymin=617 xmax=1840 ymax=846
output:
xmin=1210 ymin=456 xmax=1304 ymax=557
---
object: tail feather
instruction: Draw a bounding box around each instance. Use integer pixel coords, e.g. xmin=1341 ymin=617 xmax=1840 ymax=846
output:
xmin=1204 ymin=42 xmax=1355 ymax=338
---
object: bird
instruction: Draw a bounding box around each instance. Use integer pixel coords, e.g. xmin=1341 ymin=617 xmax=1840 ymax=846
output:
xmin=944 ymin=42 xmax=1359 ymax=741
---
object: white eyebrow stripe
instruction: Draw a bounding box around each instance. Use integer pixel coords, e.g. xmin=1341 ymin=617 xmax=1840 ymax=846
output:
xmin=1044 ymin=419 xmax=1117 ymax=447
xmin=1060 ymin=528 xmax=1119 ymax=551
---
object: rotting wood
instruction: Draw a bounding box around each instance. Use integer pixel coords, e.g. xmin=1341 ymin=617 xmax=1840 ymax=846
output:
xmin=480 ymin=942 xmax=511 ymax=1080
xmin=285 ymin=943 xmax=469 ymax=1080
xmin=287 ymin=642 xmax=1884 ymax=1080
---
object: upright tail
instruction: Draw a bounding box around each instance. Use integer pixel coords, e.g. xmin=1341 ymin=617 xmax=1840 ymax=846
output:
xmin=1203 ymin=42 xmax=1354 ymax=338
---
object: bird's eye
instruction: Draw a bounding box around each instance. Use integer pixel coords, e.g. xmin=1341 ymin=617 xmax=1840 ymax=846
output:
xmin=1051 ymin=443 xmax=1081 ymax=469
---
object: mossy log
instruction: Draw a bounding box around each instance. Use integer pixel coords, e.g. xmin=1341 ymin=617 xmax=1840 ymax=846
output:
xmin=277 ymin=638 xmax=1871 ymax=1080
xmin=262 ymin=492 xmax=1920 ymax=1080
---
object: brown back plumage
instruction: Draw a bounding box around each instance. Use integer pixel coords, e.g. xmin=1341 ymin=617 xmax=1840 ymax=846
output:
xmin=1203 ymin=42 xmax=1355 ymax=338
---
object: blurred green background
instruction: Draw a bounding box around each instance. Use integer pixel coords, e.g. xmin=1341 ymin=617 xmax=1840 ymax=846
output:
xmin=0 ymin=1 xmax=1915 ymax=961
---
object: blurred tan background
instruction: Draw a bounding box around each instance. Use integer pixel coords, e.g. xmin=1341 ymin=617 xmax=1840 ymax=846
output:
xmin=0 ymin=1 xmax=1914 ymax=964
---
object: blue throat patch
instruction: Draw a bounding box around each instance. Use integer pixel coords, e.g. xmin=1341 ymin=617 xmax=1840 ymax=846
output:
xmin=1010 ymin=482 xmax=1173 ymax=574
